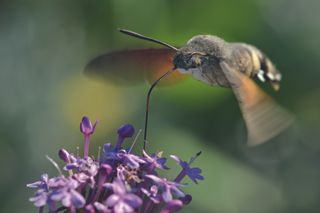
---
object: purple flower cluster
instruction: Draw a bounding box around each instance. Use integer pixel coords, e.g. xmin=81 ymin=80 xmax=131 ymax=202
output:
xmin=27 ymin=116 xmax=204 ymax=213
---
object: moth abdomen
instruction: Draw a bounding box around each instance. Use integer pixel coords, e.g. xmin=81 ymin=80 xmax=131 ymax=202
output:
xmin=257 ymin=53 xmax=282 ymax=91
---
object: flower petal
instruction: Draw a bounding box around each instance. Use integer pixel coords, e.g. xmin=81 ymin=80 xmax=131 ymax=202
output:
xmin=170 ymin=155 xmax=181 ymax=164
xmin=187 ymin=168 xmax=204 ymax=184
xmin=71 ymin=189 xmax=85 ymax=208
xmin=61 ymin=194 xmax=71 ymax=207
xmin=26 ymin=181 xmax=43 ymax=188
xmin=162 ymin=187 xmax=173 ymax=203
xmin=29 ymin=193 xmax=47 ymax=207
xmin=141 ymin=188 xmax=151 ymax=196
xmin=123 ymin=194 xmax=142 ymax=208
xmin=171 ymin=186 xmax=185 ymax=198
xmin=50 ymin=190 xmax=65 ymax=201
xmin=106 ymin=194 xmax=120 ymax=207
xmin=145 ymin=174 xmax=163 ymax=183
xmin=114 ymin=201 xmax=133 ymax=213
xmin=94 ymin=202 xmax=110 ymax=213
xmin=142 ymin=149 xmax=151 ymax=159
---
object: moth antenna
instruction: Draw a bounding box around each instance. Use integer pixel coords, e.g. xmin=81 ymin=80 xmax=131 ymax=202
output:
xmin=119 ymin=29 xmax=178 ymax=51
xmin=143 ymin=67 xmax=176 ymax=150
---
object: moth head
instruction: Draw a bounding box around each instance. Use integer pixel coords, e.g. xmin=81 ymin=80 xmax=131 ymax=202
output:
xmin=173 ymin=51 xmax=207 ymax=71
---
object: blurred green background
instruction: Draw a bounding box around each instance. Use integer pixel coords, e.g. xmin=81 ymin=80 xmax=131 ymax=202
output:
xmin=1 ymin=0 xmax=320 ymax=212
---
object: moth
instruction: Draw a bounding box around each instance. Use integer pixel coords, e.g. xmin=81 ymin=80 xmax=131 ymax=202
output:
xmin=85 ymin=29 xmax=293 ymax=149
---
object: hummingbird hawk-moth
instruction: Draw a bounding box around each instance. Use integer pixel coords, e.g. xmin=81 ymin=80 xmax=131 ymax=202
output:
xmin=85 ymin=29 xmax=293 ymax=149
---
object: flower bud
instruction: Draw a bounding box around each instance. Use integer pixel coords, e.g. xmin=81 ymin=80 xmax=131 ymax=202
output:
xmin=118 ymin=124 xmax=135 ymax=138
xmin=80 ymin=116 xmax=98 ymax=135
xmin=180 ymin=194 xmax=192 ymax=205
xmin=115 ymin=124 xmax=135 ymax=150
xmin=58 ymin=149 xmax=69 ymax=163
xmin=161 ymin=200 xmax=183 ymax=213
xmin=99 ymin=164 xmax=113 ymax=177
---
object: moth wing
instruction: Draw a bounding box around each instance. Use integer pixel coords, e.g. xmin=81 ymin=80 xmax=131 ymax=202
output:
xmin=220 ymin=61 xmax=294 ymax=146
xmin=84 ymin=48 xmax=186 ymax=86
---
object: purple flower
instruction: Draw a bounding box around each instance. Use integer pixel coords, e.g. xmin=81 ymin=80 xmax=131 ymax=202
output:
xmin=27 ymin=120 xmax=203 ymax=212
xmin=143 ymin=150 xmax=169 ymax=173
xmin=49 ymin=176 xmax=85 ymax=208
xmin=117 ymin=149 xmax=146 ymax=169
xmin=80 ymin=116 xmax=98 ymax=158
xmin=27 ymin=175 xmax=85 ymax=210
xmin=104 ymin=178 xmax=142 ymax=213
xmin=65 ymin=156 xmax=98 ymax=175
xmin=27 ymin=174 xmax=52 ymax=208
xmin=64 ymin=156 xmax=98 ymax=187
xmin=115 ymin=124 xmax=135 ymax=150
xmin=27 ymin=173 xmax=50 ymax=191
xmin=145 ymin=175 xmax=185 ymax=203
xmin=171 ymin=154 xmax=204 ymax=184
xmin=28 ymin=189 xmax=49 ymax=208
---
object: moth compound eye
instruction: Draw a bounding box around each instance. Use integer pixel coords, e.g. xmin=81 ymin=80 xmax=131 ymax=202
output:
xmin=173 ymin=53 xmax=188 ymax=69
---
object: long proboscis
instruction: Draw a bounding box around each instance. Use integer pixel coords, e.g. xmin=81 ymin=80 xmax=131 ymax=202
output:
xmin=143 ymin=67 xmax=176 ymax=150
xmin=119 ymin=29 xmax=178 ymax=51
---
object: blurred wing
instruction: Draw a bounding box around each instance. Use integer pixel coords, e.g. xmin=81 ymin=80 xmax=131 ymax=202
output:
xmin=220 ymin=61 xmax=294 ymax=146
xmin=84 ymin=48 xmax=186 ymax=86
